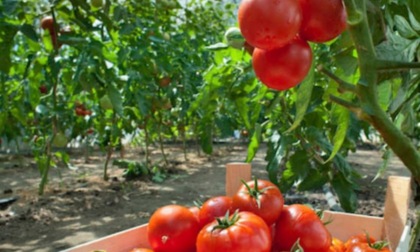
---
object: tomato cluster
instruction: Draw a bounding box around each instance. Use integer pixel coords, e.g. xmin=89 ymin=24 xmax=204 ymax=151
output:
xmin=126 ymin=179 xmax=388 ymax=252
xmin=74 ymin=103 xmax=92 ymax=117
xmin=238 ymin=0 xmax=347 ymax=91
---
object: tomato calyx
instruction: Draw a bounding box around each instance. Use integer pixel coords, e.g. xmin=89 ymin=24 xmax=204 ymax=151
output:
xmin=212 ymin=210 xmax=239 ymax=231
xmin=290 ymin=239 xmax=304 ymax=252
xmin=241 ymin=177 xmax=275 ymax=209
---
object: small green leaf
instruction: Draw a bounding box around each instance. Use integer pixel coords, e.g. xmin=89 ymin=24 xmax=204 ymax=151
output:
xmin=246 ymin=123 xmax=261 ymax=162
xmin=408 ymin=0 xmax=420 ymax=24
xmin=325 ymin=105 xmax=350 ymax=163
xmin=373 ymin=148 xmax=392 ymax=181
xmin=19 ymin=24 xmax=38 ymax=42
xmin=206 ymin=42 xmax=229 ymax=50
xmin=394 ymin=15 xmax=418 ymax=39
xmin=286 ymin=62 xmax=315 ymax=133
xmin=331 ymin=173 xmax=358 ymax=212
xmin=297 ymin=168 xmax=328 ymax=191
xmin=107 ymin=84 xmax=124 ymax=116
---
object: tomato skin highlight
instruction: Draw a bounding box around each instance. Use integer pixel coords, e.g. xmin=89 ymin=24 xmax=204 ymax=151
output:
xmin=272 ymin=204 xmax=332 ymax=252
xmin=344 ymin=234 xmax=376 ymax=249
xmin=238 ymin=0 xmax=302 ymax=50
xmin=252 ymin=38 xmax=312 ymax=91
xmin=299 ymin=0 xmax=347 ymax=42
xmin=198 ymin=196 xmax=234 ymax=228
xmin=346 ymin=243 xmax=391 ymax=252
xmin=147 ymin=205 xmax=200 ymax=252
xmin=196 ymin=211 xmax=272 ymax=252
xmin=232 ymin=179 xmax=284 ymax=226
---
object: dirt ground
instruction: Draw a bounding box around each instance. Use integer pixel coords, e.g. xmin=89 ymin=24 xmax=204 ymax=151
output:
xmin=0 ymin=143 xmax=412 ymax=252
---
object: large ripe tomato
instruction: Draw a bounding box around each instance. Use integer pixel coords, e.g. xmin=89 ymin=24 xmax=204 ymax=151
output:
xmin=252 ymin=37 xmax=312 ymax=91
xmin=232 ymin=179 xmax=284 ymax=226
xmin=238 ymin=0 xmax=302 ymax=50
xmin=272 ymin=204 xmax=332 ymax=252
xmin=346 ymin=243 xmax=391 ymax=252
xmin=299 ymin=0 xmax=347 ymax=43
xmin=147 ymin=205 xmax=200 ymax=252
xmin=196 ymin=211 xmax=272 ymax=252
xmin=198 ymin=196 xmax=233 ymax=228
xmin=130 ymin=249 xmax=154 ymax=252
xmin=344 ymin=234 xmax=376 ymax=249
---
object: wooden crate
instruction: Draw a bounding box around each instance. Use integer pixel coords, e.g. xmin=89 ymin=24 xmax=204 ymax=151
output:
xmin=63 ymin=163 xmax=412 ymax=252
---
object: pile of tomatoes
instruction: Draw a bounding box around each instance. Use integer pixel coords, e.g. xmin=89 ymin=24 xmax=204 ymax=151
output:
xmin=238 ymin=0 xmax=347 ymax=91
xmin=129 ymin=179 xmax=390 ymax=252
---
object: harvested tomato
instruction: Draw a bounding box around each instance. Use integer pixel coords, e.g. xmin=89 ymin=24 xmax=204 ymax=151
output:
xmin=130 ymin=249 xmax=153 ymax=252
xmin=198 ymin=196 xmax=233 ymax=228
xmin=299 ymin=0 xmax=347 ymax=42
xmin=147 ymin=205 xmax=200 ymax=252
xmin=346 ymin=243 xmax=391 ymax=252
xmin=196 ymin=211 xmax=272 ymax=252
xmin=252 ymin=37 xmax=312 ymax=91
xmin=238 ymin=0 xmax=302 ymax=50
xmin=329 ymin=237 xmax=345 ymax=252
xmin=344 ymin=234 xmax=376 ymax=248
xmin=272 ymin=204 xmax=331 ymax=252
xmin=189 ymin=205 xmax=200 ymax=222
xmin=232 ymin=178 xmax=283 ymax=226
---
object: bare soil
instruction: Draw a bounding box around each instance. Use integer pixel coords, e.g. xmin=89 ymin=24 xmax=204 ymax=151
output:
xmin=0 ymin=143 xmax=412 ymax=252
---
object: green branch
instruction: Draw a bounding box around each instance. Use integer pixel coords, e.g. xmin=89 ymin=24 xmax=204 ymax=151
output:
xmin=376 ymin=60 xmax=420 ymax=71
xmin=318 ymin=65 xmax=357 ymax=93
xmin=342 ymin=0 xmax=420 ymax=183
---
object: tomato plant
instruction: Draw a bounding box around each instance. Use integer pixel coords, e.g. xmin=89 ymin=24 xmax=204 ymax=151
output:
xmin=147 ymin=205 xmax=200 ymax=252
xmin=238 ymin=0 xmax=302 ymax=50
xmin=196 ymin=211 xmax=272 ymax=252
xmin=272 ymin=204 xmax=331 ymax=252
xmin=252 ymin=37 xmax=312 ymax=91
xmin=232 ymin=179 xmax=284 ymax=226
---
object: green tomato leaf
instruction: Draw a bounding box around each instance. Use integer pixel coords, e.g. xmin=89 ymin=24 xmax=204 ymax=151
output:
xmin=394 ymin=15 xmax=418 ymax=39
xmin=265 ymin=131 xmax=289 ymax=185
xmin=107 ymin=84 xmax=124 ymax=116
xmin=325 ymin=105 xmax=350 ymax=163
xmin=285 ymin=62 xmax=315 ymax=133
xmin=19 ymin=24 xmax=39 ymax=42
xmin=408 ymin=0 xmax=420 ymax=24
xmin=297 ymin=167 xmax=329 ymax=191
xmin=246 ymin=123 xmax=261 ymax=162
xmin=234 ymin=96 xmax=251 ymax=130
xmin=331 ymin=172 xmax=358 ymax=213
xmin=205 ymin=42 xmax=229 ymax=51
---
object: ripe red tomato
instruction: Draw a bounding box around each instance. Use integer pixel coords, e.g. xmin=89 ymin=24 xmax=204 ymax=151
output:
xmin=344 ymin=234 xmax=376 ymax=249
xmin=196 ymin=211 xmax=272 ymax=252
xmin=299 ymin=0 xmax=347 ymax=42
xmin=198 ymin=196 xmax=233 ymax=228
xmin=40 ymin=16 xmax=54 ymax=30
xmin=232 ymin=179 xmax=284 ymax=226
xmin=272 ymin=204 xmax=332 ymax=252
xmin=329 ymin=237 xmax=345 ymax=252
xmin=238 ymin=0 xmax=302 ymax=50
xmin=147 ymin=205 xmax=200 ymax=252
xmin=130 ymin=249 xmax=153 ymax=252
xmin=158 ymin=77 xmax=171 ymax=87
xmin=346 ymin=243 xmax=391 ymax=252
xmin=39 ymin=85 xmax=48 ymax=94
xmin=252 ymin=37 xmax=312 ymax=91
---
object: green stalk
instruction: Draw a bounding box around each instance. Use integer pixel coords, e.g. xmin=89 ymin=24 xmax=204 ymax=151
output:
xmin=342 ymin=0 xmax=420 ymax=182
